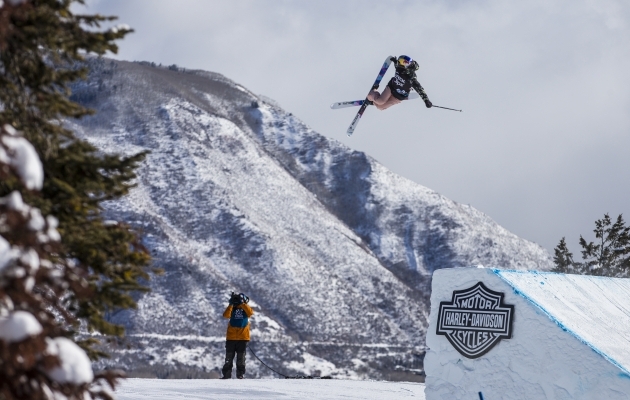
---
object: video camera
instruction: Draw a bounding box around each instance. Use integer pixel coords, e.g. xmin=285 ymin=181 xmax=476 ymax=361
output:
xmin=229 ymin=292 xmax=249 ymax=306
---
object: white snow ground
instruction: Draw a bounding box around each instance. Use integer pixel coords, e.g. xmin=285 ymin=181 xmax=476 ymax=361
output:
xmin=115 ymin=378 xmax=426 ymax=400
xmin=496 ymin=270 xmax=630 ymax=374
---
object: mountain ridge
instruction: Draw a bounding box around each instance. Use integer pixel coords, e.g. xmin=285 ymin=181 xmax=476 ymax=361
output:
xmin=68 ymin=58 xmax=552 ymax=380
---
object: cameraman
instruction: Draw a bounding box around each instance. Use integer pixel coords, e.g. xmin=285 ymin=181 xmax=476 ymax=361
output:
xmin=221 ymin=292 xmax=254 ymax=379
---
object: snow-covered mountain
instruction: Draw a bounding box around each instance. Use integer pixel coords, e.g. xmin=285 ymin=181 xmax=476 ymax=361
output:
xmin=68 ymin=58 xmax=552 ymax=380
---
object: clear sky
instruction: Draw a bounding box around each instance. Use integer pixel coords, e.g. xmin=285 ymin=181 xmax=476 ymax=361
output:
xmin=84 ymin=0 xmax=630 ymax=253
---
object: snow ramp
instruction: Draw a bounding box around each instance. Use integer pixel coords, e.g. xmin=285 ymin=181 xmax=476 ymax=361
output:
xmin=425 ymin=267 xmax=630 ymax=400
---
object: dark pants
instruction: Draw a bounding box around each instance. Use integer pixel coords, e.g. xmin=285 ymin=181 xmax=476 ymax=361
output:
xmin=222 ymin=340 xmax=247 ymax=378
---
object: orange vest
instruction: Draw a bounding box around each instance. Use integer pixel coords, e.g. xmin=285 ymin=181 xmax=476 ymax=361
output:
xmin=223 ymin=304 xmax=254 ymax=341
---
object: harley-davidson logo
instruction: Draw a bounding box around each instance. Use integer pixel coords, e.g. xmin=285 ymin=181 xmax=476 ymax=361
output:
xmin=436 ymin=281 xmax=514 ymax=359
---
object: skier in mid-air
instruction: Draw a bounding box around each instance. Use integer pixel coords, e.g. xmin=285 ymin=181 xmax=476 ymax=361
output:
xmin=333 ymin=54 xmax=459 ymax=136
xmin=367 ymin=55 xmax=432 ymax=111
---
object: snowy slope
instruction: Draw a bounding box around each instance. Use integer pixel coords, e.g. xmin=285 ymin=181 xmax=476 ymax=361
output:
xmin=115 ymin=378 xmax=426 ymax=400
xmin=67 ymin=58 xmax=552 ymax=379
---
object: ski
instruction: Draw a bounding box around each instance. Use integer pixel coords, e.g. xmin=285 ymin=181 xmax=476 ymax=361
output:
xmin=346 ymin=56 xmax=394 ymax=136
xmin=331 ymin=100 xmax=364 ymax=110
xmin=331 ymin=92 xmax=419 ymax=110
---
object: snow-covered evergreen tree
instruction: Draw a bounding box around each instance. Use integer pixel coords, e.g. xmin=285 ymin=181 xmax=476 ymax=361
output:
xmin=1 ymin=124 xmax=119 ymax=399
xmin=0 ymin=1 xmax=153 ymax=398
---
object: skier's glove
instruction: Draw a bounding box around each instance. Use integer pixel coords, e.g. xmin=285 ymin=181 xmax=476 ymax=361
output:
xmin=424 ymin=99 xmax=433 ymax=108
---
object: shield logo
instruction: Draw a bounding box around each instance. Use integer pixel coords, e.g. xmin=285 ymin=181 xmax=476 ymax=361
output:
xmin=436 ymin=281 xmax=514 ymax=359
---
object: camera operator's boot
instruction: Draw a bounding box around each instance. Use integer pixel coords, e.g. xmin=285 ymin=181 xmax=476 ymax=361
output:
xmin=221 ymin=358 xmax=233 ymax=379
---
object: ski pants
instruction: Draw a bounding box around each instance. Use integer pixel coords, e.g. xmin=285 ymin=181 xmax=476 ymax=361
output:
xmin=367 ymin=86 xmax=402 ymax=110
xmin=222 ymin=340 xmax=247 ymax=377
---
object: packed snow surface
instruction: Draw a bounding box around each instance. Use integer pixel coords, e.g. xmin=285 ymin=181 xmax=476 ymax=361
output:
xmin=425 ymin=268 xmax=630 ymax=400
xmin=115 ymin=378 xmax=426 ymax=400
xmin=496 ymin=270 xmax=630 ymax=374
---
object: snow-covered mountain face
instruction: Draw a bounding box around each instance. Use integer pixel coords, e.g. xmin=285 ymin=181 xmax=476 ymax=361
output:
xmin=68 ymin=59 xmax=552 ymax=380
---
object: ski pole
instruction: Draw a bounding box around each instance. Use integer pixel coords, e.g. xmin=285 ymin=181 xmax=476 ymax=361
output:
xmin=433 ymin=105 xmax=462 ymax=112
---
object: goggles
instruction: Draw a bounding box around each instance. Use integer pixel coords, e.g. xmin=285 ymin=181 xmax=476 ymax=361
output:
xmin=398 ymin=55 xmax=413 ymax=67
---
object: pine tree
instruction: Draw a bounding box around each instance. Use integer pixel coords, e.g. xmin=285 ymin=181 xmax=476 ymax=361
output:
xmin=1 ymin=124 xmax=120 ymax=398
xmin=553 ymin=237 xmax=576 ymax=273
xmin=552 ymin=214 xmax=630 ymax=277
xmin=0 ymin=1 xmax=153 ymax=398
